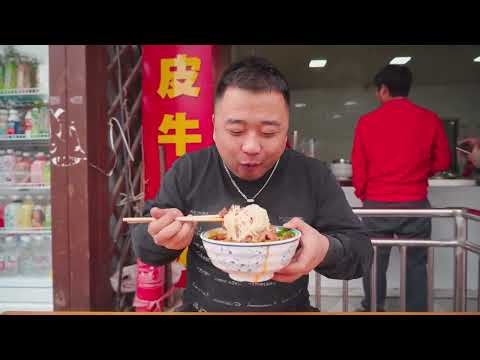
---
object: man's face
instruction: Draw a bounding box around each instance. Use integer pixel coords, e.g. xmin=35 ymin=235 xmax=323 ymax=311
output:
xmin=213 ymin=87 xmax=289 ymax=181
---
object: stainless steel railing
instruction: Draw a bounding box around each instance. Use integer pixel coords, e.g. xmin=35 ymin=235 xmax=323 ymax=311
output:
xmin=314 ymin=208 xmax=480 ymax=312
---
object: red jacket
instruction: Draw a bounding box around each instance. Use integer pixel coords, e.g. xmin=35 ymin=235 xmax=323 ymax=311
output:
xmin=351 ymin=98 xmax=451 ymax=202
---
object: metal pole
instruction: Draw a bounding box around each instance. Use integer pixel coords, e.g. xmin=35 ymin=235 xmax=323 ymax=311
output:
xmin=370 ymin=246 xmax=377 ymax=312
xmin=454 ymin=214 xmax=467 ymax=312
xmin=427 ymin=247 xmax=435 ymax=312
xmin=371 ymin=239 xmax=457 ymax=247
xmin=342 ymin=280 xmax=349 ymax=312
xmin=315 ymin=272 xmax=321 ymax=311
xmin=354 ymin=208 xmax=458 ymax=217
xmin=453 ymin=247 xmax=457 ymax=311
xmin=400 ymin=246 xmax=407 ymax=312
xmin=478 ymin=257 xmax=480 ymax=312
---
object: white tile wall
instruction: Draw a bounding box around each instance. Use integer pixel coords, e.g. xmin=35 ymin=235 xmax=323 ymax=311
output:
xmin=291 ymin=84 xmax=480 ymax=162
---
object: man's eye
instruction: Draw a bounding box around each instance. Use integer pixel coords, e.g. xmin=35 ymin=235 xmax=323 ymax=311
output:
xmin=262 ymin=132 xmax=277 ymax=137
xmin=229 ymin=130 xmax=243 ymax=135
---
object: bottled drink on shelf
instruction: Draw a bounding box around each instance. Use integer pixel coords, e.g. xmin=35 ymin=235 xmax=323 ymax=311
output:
xmin=14 ymin=110 xmax=22 ymax=135
xmin=18 ymin=235 xmax=34 ymax=276
xmin=43 ymin=156 xmax=50 ymax=184
xmin=31 ymin=152 xmax=46 ymax=184
xmin=44 ymin=201 xmax=51 ymax=228
xmin=31 ymin=107 xmax=40 ymax=137
xmin=32 ymin=195 xmax=45 ymax=228
xmin=19 ymin=195 xmax=33 ymax=229
xmin=0 ymin=195 xmax=6 ymax=228
xmin=0 ymin=55 xmax=5 ymax=90
xmin=39 ymin=105 xmax=49 ymax=136
xmin=0 ymin=150 xmax=6 ymax=183
xmin=24 ymin=110 xmax=33 ymax=137
xmin=3 ymin=149 xmax=16 ymax=184
xmin=16 ymin=56 xmax=32 ymax=90
xmin=3 ymin=235 xmax=19 ymax=275
xmin=4 ymin=195 xmax=22 ymax=229
xmin=14 ymin=152 xmax=30 ymax=183
xmin=0 ymin=236 xmax=5 ymax=275
xmin=30 ymin=58 xmax=39 ymax=89
xmin=0 ymin=108 xmax=8 ymax=135
xmin=31 ymin=235 xmax=51 ymax=276
xmin=4 ymin=51 xmax=17 ymax=90
xmin=24 ymin=152 xmax=33 ymax=182
xmin=7 ymin=109 xmax=18 ymax=135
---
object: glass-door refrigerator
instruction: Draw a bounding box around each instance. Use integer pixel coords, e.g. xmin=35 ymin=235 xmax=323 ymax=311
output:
xmin=0 ymin=45 xmax=52 ymax=312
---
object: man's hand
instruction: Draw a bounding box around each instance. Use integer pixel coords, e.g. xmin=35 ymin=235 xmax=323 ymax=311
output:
xmin=272 ymin=217 xmax=330 ymax=283
xmin=147 ymin=207 xmax=196 ymax=250
xmin=459 ymin=138 xmax=480 ymax=168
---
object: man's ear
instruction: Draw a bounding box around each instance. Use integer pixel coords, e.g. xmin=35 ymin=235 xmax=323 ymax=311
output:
xmin=380 ymin=84 xmax=390 ymax=98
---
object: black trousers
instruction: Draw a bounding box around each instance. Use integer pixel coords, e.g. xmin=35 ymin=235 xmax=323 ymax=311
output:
xmin=361 ymin=199 xmax=431 ymax=312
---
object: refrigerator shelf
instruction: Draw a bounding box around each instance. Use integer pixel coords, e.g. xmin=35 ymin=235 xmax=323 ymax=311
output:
xmin=0 ymin=228 xmax=51 ymax=235
xmin=0 ymin=276 xmax=52 ymax=288
xmin=0 ymin=88 xmax=43 ymax=97
xmin=0 ymin=134 xmax=50 ymax=142
xmin=0 ymin=183 xmax=50 ymax=192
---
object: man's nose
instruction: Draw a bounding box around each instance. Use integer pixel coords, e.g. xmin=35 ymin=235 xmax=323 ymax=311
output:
xmin=241 ymin=135 xmax=261 ymax=155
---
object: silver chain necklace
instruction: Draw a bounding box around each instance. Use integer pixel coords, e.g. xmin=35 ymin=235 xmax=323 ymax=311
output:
xmin=222 ymin=159 xmax=280 ymax=203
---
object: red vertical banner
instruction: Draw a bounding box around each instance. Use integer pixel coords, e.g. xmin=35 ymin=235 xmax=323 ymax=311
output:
xmin=137 ymin=45 xmax=215 ymax=311
xmin=142 ymin=45 xmax=215 ymax=200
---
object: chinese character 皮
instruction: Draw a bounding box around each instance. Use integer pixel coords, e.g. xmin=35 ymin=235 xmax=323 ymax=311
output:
xmin=157 ymin=54 xmax=201 ymax=99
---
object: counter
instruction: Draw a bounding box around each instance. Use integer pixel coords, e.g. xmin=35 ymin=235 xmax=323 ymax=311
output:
xmin=308 ymin=181 xmax=480 ymax=300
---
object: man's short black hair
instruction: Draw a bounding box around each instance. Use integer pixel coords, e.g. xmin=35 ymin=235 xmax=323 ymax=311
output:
xmin=373 ymin=64 xmax=413 ymax=97
xmin=215 ymin=56 xmax=290 ymax=107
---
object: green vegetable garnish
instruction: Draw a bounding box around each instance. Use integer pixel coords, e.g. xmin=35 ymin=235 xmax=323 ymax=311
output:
xmin=277 ymin=227 xmax=295 ymax=239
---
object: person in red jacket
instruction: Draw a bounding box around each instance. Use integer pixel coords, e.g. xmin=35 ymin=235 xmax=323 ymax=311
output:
xmin=352 ymin=65 xmax=451 ymax=312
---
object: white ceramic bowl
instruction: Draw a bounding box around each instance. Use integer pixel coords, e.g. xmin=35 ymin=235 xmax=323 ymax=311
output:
xmin=200 ymin=226 xmax=301 ymax=283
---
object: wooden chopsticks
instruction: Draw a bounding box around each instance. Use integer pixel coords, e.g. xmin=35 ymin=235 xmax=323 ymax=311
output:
xmin=123 ymin=215 xmax=224 ymax=224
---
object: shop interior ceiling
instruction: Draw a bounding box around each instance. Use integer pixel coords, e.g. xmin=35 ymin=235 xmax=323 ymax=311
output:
xmin=233 ymin=45 xmax=480 ymax=90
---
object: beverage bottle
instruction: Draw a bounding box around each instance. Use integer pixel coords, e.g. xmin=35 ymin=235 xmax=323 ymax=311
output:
xmin=3 ymin=149 xmax=16 ymax=184
xmin=14 ymin=109 xmax=23 ymax=135
xmin=23 ymin=152 xmax=33 ymax=183
xmin=14 ymin=151 xmax=22 ymax=182
xmin=30 ymin=152 xmax=46 ymax=184
xmin=18 ymin=235 xmax=33 ymax=276
xmin=0 ymin=55 xmax=5 ymax=90
xmin=16 ymin=56 xmax=32 ymax=90
xmin=16 ymin=152 xmax=31 ymax=183
xmin=4 ymin=52 xmax=17 ymax=90
xmin=19 ymin=195 xmax=33 ymax=229
xmin=31 ymin=107 xmax=40 ymax=137
xmin=0 ymin=195 xmax=6 ymax=228
xmin=31 ymin=235 xmax=51 ymax=276
xmin=43 ymin=156 xmax=51 ymax=184
xmin=4 ymin=235 xmax=18 ymax=275
xmin=0 ymin=150 xmax=5 ymax=183
xmin=32 ymin=195 xmax=45 ymax=228
xmin=4 ymin=195 xmax=22 ymax=229
xmin=39 ymin=104 xmax=49 ymax=135
xmin=24 ymin=110 xmax=33 ymax=138
xmin=30 ymin=58 xmax=39 ymax=89
xmin=13 ymin=151 xmax=22 ymax=182
xmin=7 ymin=109 xmax=17 ymax=135
xmin=0 ymin=236 xmax=6 ymax=276
xmin=44 ymin=198 xmax=51 ymax=228
xmin=0 ymin=108 xmax=8 ymax=135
